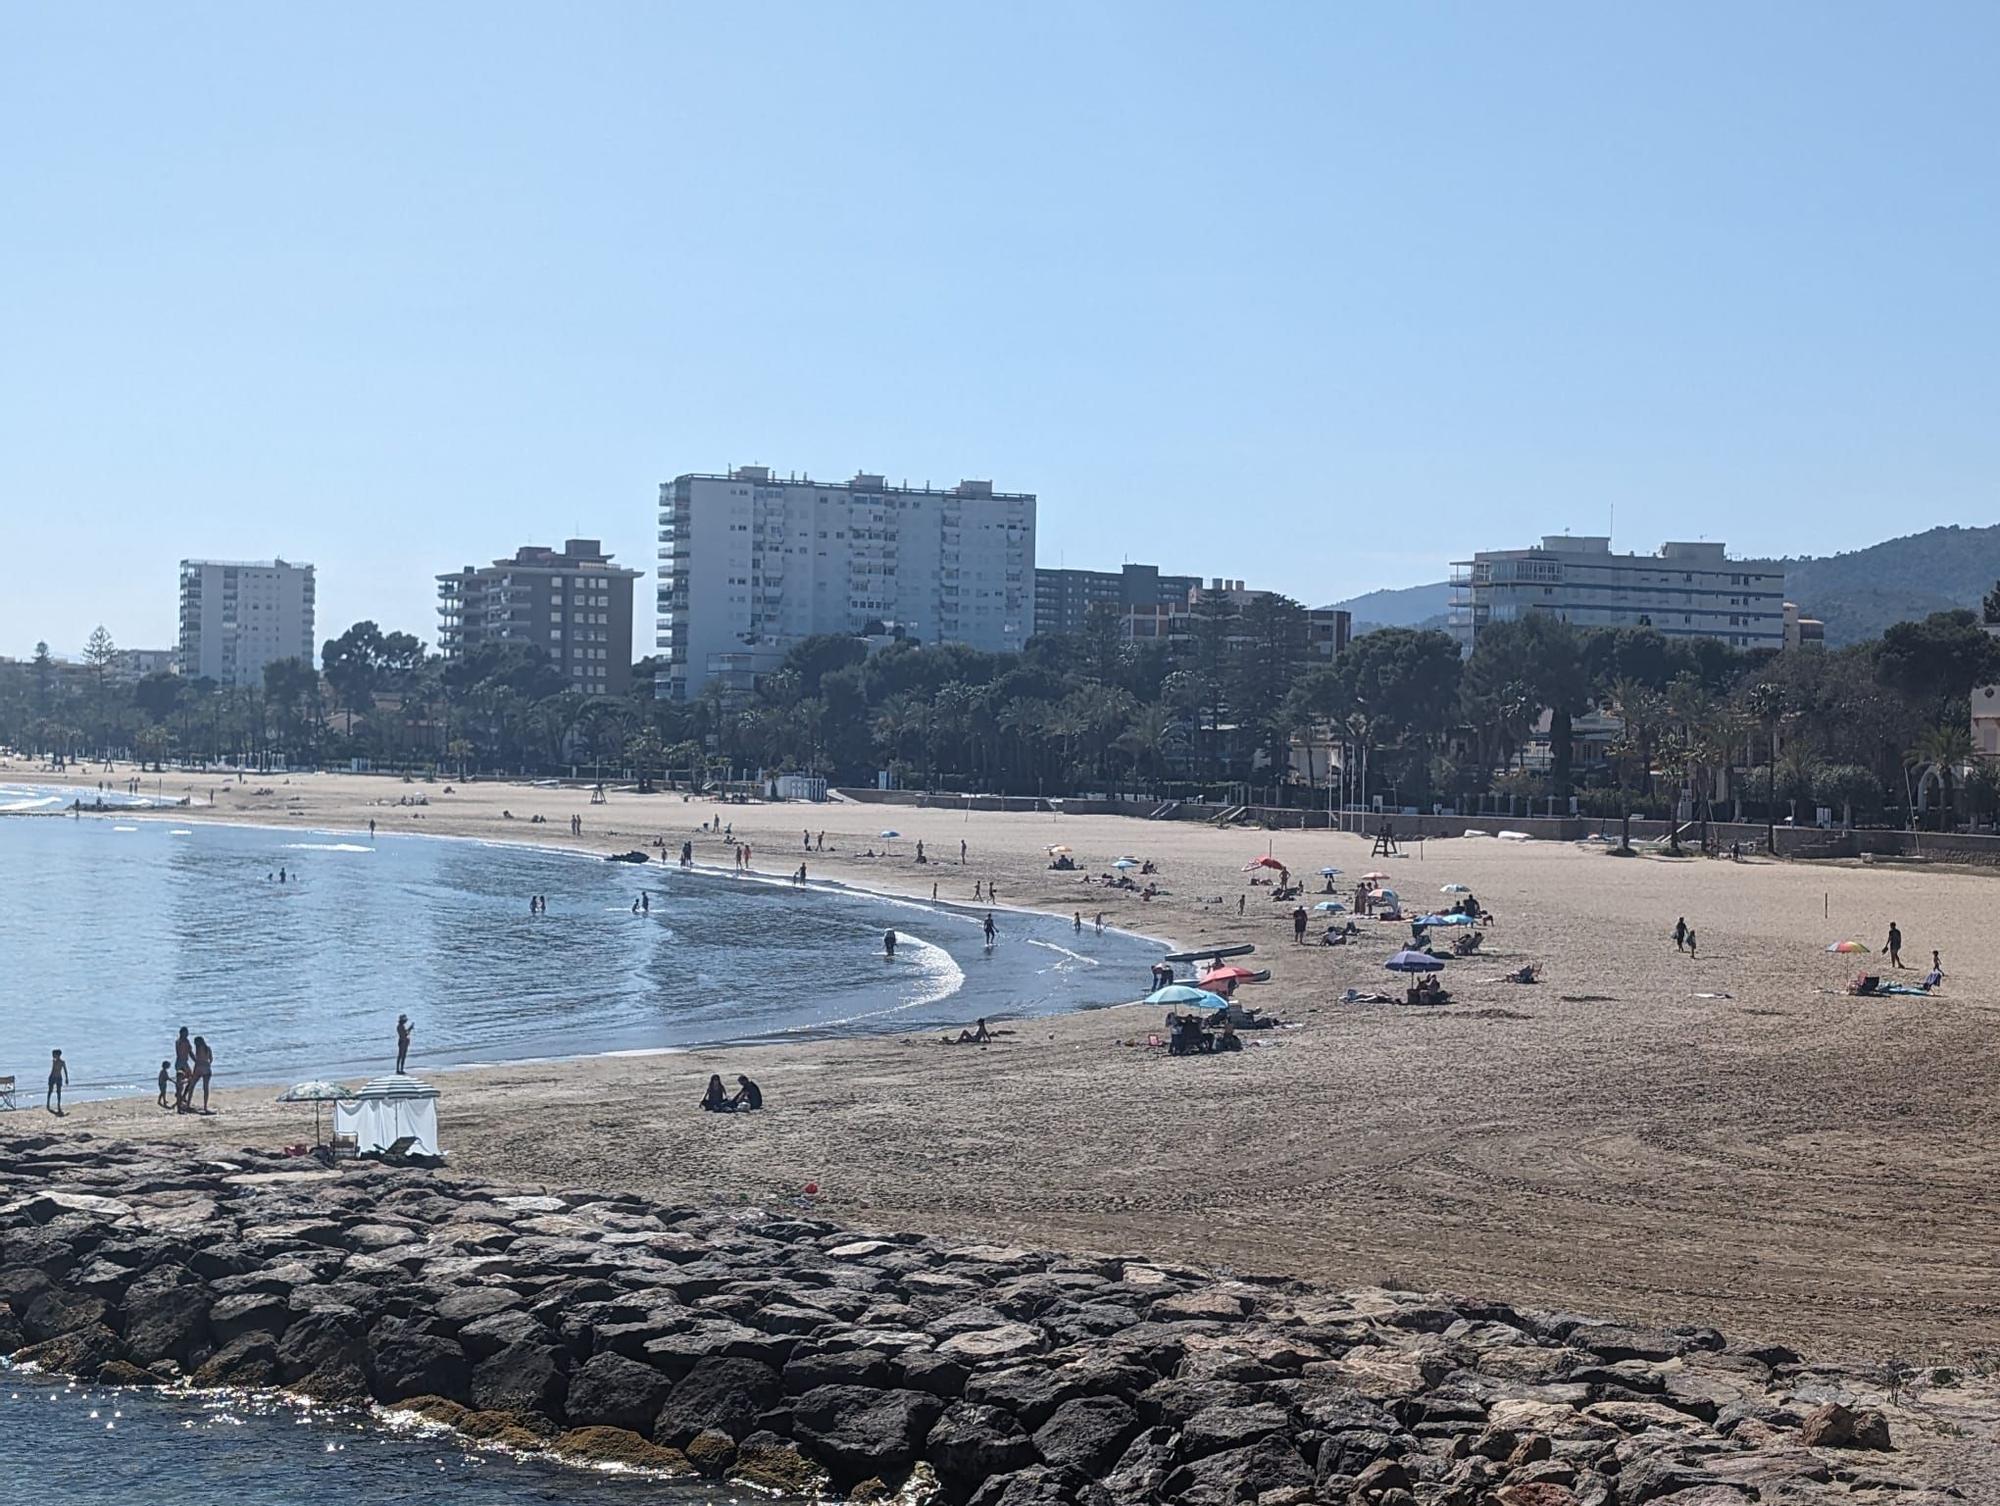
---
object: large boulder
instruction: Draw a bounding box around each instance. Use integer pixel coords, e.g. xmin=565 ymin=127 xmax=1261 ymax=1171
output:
xmin=470 ymin=1341 xmax=568 ymax=1422
xmin=277 ymin=1312 xmax=373 ymax=1401
xmin=1800 ymin=1401 xmax=1892 ymax=1451
xmin=193 ymin=1333 xmax=282 ymax=1388
xmin=206 ymin=1292 xmax=291 ymax=1344
xmin=122 ymin=1269 xmax=211 ymax=1370
xmin=927 ymin=1401 xmax=1039 ymax=1489
xmin=566 ymin=1352 xmax=674 ymax=1434
xmin=370 ymin=1327 xmax=471 ymax=1403
xmin=784 ymin=1384 xmax=943 ymax=1482
xmin=1031 ymin=1395 xmax=1141 ymax=1475
xmin=654 ymin=1356 xmax=783 ymax=1446
xmin=1158 ymin=1438 xmax=1313 ymax=1506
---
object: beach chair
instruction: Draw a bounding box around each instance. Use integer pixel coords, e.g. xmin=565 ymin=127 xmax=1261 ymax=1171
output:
xmin=0 ymin=1076 xmax=14 ymax=1111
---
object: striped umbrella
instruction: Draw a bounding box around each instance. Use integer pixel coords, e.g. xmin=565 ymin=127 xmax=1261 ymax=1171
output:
xmin=275 ymin=1079 xmax=350 ymax=1145
xmin=348 ymin=1075 xmax=441 ymax=1100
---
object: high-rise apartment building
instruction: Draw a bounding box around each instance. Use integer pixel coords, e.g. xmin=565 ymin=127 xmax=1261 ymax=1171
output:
xmin=436 ymin=539 xmax=640 ymax=696
xmin=1033 ymin=563 xmax=1201 ymax=640
xmin=1449 ymin=537 xmax=1784 ymax=651
xmin=656 ymin=466 xmax=1036 ymax=700
xmin=177 ymin=559 xmax=316 ymax=686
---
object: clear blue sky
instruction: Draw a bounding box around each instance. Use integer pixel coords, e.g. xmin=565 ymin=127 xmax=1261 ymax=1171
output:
xmin=4 ymin=3 xmax=1997 ymax=660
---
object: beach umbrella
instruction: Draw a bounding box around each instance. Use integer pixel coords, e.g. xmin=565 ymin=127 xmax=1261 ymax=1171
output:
xmin=1112 ymin=857 xmax=1138 ymax=870
xmin=1375 ymin=888 xmax=1399 ymax=900
xmin=1384 ymin=949 xmax=1445 ymax=973
xmin=1244 ymin=856 xmax=1286 ymax=871
xmin=1826 ymin=940 xmax=1871 ymax=954
xmin=275 ymin=1079 xmax=349 ymax=1146
xmin=1314 ymin=900 xmax=1346 ymax=913
xmin=349 ymin=1074 xmax=441 ymax=1099
xmin=1440 ymin=883 xmax=1470 ymax=894
xmin=1047 ymin=844 xmax=1072 ymax=855
xmin=879 ymin=829 xmax=901 ymax=839
xmin=1414 ymin=913 xmax=1475 ymax=927
xmin=1318 ymin=866 xmax=1342 ymax=877
xmin=1361 ymin=870 xmax=1391 ymax=881
xmin=1146 ymin=985 xmax=1228 ymax=1008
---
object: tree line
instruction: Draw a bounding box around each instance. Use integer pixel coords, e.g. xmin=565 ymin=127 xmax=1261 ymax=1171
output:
xmin=5 ymin=590 xmax=1998 ymax=829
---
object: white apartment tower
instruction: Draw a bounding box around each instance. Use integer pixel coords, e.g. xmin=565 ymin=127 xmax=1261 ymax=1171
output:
xmin=1449 ymin=537 xmax=1784 ymax=651
xmin=176 ymin=558 xmax=317 ymax=686
xmin=656 ymin=466 xmax=1036 ymax=700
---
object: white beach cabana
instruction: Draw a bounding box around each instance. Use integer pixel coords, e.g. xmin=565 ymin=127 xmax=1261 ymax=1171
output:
xmin=333 ymin=1075 xmax=442 ymax=1156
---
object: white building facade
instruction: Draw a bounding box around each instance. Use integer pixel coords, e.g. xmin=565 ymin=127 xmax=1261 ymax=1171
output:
xmin=176 ymin=558 xmax=317 ymax=686
xmin=1449 ymin=537 xmax=1784 ymax=651
xmin=656 ymin=467 xmax=1036 ymax=700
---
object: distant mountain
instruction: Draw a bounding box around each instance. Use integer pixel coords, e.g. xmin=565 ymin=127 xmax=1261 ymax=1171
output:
xmin=1323 ymin=581 xmax=1451 ymax=637
xmin=1750 ymin=524 xmax=2000 ymax=646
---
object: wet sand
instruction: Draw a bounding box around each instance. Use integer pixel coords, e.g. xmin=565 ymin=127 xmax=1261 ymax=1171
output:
xmin=16 ymin=763 xmax=2000 ymax=1363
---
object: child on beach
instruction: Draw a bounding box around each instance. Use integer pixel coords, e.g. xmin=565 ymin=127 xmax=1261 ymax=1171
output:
xmin=46 ymin=1050 xmax=67 ymax=1115
xmin=157 ymin=1061 xmax=171 ymax=1109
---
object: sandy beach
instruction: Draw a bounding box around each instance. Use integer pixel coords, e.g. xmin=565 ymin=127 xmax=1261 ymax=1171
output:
xmin=13 ymin=764 xmax=2000 ymax=1365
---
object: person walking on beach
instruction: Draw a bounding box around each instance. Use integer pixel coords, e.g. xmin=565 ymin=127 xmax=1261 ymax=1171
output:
xmin=191 ymin=1036 xmax=214 ymax=1113
xmin=884 ymin=928 xmax=898 ymax=959
xmin=796 ymin=863 xmax=808 ymax=886
xmin=1074 ymin=911 xmax=1083 ymax=933
xmin=1293 ymin=905 xmax=1309 ymax=944
xmin=1886 ymin=922 xmax=1904 ymax=968
xmin=1686 ymin=928 xmax=1698 ymax=958
xmin=1673 ymin=917 xmax=1687 ymax=952
xmin=983 ymin=912 xmax=997 ymax=947
xmin=803 ymin=829 xmax=811 ymax=850
xmin=395 ymin=1014 xmax=412 ymax=1074
xmin=1095 ymin=913 xmax=1103 ymax=935
xmin=960 ymin=839 xmax=967 ymax=864
xmin=46 ymin=1050 xmax=67 ymax=1116
xmin=368 ymin=818 xmax=376 ymax=840
xmin=973 ymin=880 xmax=983 ymax=901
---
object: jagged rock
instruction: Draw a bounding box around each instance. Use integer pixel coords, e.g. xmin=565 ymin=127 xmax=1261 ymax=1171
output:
xmin=1180 ymin=1398 xmax=1290 ymax=1456
xmin=928 ymin=1401 xmax=1039 ymax=1487
xmin=935 ymin=1322 xmax=1046 ymax=1363
xmin=206 ymin=1292 xmax=291 ymax=1343
xmin=654 ymin=1355 xmax=783 ymax=1446
xmin=1103 ymin=1426 xmax=1178 ymax=1501
xmin=370 ymin=1327 xmax=471 ymax=1403
xmin=1032 ymin=1394 xmax=1141 ymax=1474
xmin=1149 ymin=1288 xmax=1252 ymax=1323
xmin=194 ymin=1332 xmax=281 ymax=1387
xmin=786 ymin=1384 xmax=945 ymax=1481
xmin=1799 ymin=1400 xmax=1892 ymax=1450
xmin=470 ymin=1341 xmax=568 ymax=1421
xmin=277 ymin=1311 xmax=373 ymax=1400
xmin=1159 ymin=1436 xmax=1313 ymax=1504
xmin=566 ymin=1351 xmax=674 ymax=1433
xmin=896 ymin=1349 xmax=969 ymax=1398
xmin=684 ymin=1426 xmax=736 ymax=1475
xmin=13 ymin=1322 xmax=120 ymax=1378
xmin=786 ymin=1346 xmax=895 ymax=1391
xmin=122 ymin=1269 xmax=211 ymax=1370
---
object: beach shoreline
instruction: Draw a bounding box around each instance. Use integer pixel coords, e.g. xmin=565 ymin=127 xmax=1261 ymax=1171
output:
xmin=9 ymin=762 xmax=2000 ymax=1365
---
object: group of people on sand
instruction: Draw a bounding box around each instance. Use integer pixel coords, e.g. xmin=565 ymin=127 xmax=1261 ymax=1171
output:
xmin=699 ymin=1073 xmax=762 ymax=1112
xmin=157 ymin=1026 xmax=215 ymax=1115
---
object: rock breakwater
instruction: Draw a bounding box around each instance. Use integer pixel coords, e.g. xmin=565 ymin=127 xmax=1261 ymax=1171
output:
xmin=0 ymin=1135 xmax=1982 ymax=1503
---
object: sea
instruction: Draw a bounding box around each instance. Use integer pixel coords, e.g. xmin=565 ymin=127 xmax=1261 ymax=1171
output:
xmin=0 ymin=1371 xmax=744 ymax=1504
xmin=0 ymin=797 xmax=1165 ymax=1099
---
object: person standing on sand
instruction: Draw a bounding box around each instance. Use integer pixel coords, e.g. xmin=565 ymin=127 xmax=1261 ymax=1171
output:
xmin=174 ymin=1026 xmax=193 ymax=1112
xmin=1686 ymin=928 xmax=1698 ymax=958
xmin=1238 ymin=894 xmax=1246 ymax=915
xmin=960 ymin=839 xmax=967 ymax=864
xmin=46 ymin=1050 xmax=67 ymax=1115
xmin=157 ymin=1061 xmax=172 ymax=1109
xmin=396 ymin=1014 xmax=412 ymax=1074
xmin=191 ymin=1036 xmax=214 ymax=1113
xmin=1293 ymin=905 xmax=1308 ymax=944
xmin=1887 ymin=922 xmax=1903 ymax=968
xmin=1932 ymin=949 xmax=1944 ymax=979
xmin=1674 ymin=918 xmax=1687 ymax=952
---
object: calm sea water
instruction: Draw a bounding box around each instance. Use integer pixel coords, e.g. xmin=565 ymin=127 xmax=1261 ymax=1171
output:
xmin=1 ymin=809 xmax=1163 ymax=1098
xmin=0 ymin=1372 xmax=740 ymax=1505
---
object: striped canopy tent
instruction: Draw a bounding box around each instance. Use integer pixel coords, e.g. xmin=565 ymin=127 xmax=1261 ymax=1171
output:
xmin=333 ymin=1074 xmax=442 ymax=1157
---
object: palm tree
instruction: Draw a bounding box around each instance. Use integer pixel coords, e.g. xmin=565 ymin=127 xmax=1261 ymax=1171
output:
xmin=1907 ymin=722 xmax=1975 ymax=829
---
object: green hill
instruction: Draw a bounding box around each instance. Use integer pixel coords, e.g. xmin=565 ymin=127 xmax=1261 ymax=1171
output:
xmin=1751 ymin=524 xmax=2000 ymax=646
xmin=1323 ymin=581 xmax=1451 ymax=636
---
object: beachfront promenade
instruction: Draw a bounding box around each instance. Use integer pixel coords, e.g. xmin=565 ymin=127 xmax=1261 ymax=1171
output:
xmin=13 ymin=766 xmax=2000 ymax=1372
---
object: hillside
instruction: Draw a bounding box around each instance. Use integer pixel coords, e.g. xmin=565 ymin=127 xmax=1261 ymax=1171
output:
xmin=1750 ymin=524 xmax=2000 ymax=646
xmin=1324 ymin=580 xmax=1451 ymax=636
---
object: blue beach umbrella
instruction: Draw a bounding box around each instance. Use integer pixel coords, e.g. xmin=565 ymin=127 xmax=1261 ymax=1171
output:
xmin=1313 ymin=900 xmax=1346 ymax=913
xmin=1414 ymin=913 xmax=1476 ymax=927
xmin=1384 ymin=949 xmax=1445 ymax=973
xmin=1146 ymin=985 xmax=1228 ymax=1008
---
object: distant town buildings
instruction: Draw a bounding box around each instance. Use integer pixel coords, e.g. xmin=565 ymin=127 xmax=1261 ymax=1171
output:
xmin=113 ymin=648 xmax=175 ymax=680
xmin=436 ymin=539 xmax=639 ymax=696
xmin=1033 ymin=563 xmax=1200 ymax=640
xmin=1782 ymin=601 xmax=1825 ymax=652
xmin=657 ymin=466 xmax=1035 ymax=701
xmin=1449 ymin=537 xmax=1785 ymax=651
xmin=176 ymin=559 xmax=316 ymax=686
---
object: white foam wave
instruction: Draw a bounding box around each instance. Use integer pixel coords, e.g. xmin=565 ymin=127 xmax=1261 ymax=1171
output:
xmin=281 ymin=842 xmax=372 ymax=853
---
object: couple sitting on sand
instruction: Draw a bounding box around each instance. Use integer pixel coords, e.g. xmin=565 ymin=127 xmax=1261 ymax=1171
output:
xmin=700 ymin=1074 xmax=761 ymax=1112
